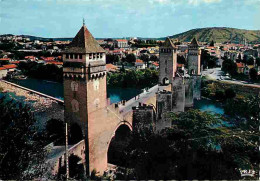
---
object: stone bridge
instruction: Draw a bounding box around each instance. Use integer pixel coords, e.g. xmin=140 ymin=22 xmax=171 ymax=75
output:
xmin=47 ymin=84 xmax=171 ymax=176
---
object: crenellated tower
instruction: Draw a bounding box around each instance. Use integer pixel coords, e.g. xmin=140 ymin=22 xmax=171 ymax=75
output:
xmin=158 ymin=37 xmax=177 ymax=85
xmin=63 ymin=23 xmax=107 ymax=175
xmin=187 ymin=38 xmax=201 ymax=75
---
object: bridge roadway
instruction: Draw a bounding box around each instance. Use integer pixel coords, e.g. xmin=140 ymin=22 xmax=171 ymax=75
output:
xmin=118 ymin=84 xmax=171 ymax=115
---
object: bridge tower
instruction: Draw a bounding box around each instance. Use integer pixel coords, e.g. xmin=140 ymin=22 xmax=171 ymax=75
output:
xmin=63 ymin=23 xmax=107 ymax=175
xmin=187 ymin=37 xmax=201 ymax=75
xmin=158 ymin=37 xmax=177 ymax=85
xmin=187 ymin=37 xmax=201 ymax=100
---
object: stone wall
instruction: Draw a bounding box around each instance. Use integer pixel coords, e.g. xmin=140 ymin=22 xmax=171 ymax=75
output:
xmin=132 ymin=105 xmax=155 ymax=131
xmin=193 ymin=75 xmax=201 ymax=100
xmin=185 ymin=77 xmax=194 ymax=108
xmin=172 ymin=77 xmax=185 ymax=112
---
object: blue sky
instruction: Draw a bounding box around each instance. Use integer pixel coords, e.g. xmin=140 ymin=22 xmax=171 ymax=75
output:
xmin=1 ymin=0 xmax=260 ymax=38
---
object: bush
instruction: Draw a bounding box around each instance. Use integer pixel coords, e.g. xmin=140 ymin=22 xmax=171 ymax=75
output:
xmin=46 ymin=119 xmax=65 ymax=145
xmin=201 ymin=87 xmax=211 ymax=97
xmin=215 ymin=89 xmax=225 ymax=100
xmin=225 ymin=88 xmax=236 ymax=99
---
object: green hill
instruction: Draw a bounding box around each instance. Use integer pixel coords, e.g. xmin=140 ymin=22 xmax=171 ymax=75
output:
xmin=170 ymin=27 xmax=260 ymax=44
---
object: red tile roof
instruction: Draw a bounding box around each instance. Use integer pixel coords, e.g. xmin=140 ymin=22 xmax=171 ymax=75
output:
xmin=236 ymin=63 xmax=245 ymax=68
xmin=106 ymin=64 xmax=117 ymax=70
xmin=25 ymin=56 xmax=36 ymax=60
xmin=0 ymin=58 xmax=10 ymax=61
xmin=177 ymin=64 xmax=184 ymax=68
xmin=136 ymin=59 xmax=144 ymax=63
xmin=116 ymin=39 xmax=128 ymax=42
xmin=12 ymin=61 xmax=20 ymax=64
xmin=0 ymin=67 xmax=7 ymax=70
xmin=152 ymin=62 xmax=159 ymax=66
xmin=47 ymin=61 xmax=63 ymax=65
xmin=3 ymin=64 xmax=17 ymax=69
xmin=43 ymin=57 xmax=55 ymax=61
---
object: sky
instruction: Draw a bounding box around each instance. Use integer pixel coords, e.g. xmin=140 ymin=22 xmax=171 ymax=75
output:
xmin=0 ymin=0 xmax=260 ymax=38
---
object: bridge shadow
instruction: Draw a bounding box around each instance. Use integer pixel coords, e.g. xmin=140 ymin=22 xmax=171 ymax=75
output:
xmin=107 ymin=124 xmax=131 ymax=166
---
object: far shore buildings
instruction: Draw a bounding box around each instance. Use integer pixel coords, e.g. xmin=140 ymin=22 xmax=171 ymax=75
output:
xmin=115 ymin=39 xmax=128 ymax=48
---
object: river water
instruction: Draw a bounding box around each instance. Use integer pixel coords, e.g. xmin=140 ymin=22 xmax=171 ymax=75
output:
xmin=7 ymin=78 xmax=224 ymax=114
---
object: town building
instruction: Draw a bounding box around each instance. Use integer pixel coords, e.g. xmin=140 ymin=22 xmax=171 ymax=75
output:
xmin=115 ymin=39 xmax=128 ymax=48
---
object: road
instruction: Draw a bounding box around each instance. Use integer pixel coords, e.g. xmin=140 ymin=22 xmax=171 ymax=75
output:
xmin=202 ymin=68 xmax=260 ymax=89
xmin=118 ymin=85 xmax=169 ymax=115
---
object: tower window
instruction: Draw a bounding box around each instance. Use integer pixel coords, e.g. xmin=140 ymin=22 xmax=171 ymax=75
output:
xmin=89 ymin=53 xmax=92 ymax=59
xmin=70 ymin=54 xmax=73 ymax=59
xmin=97 ymin=53 xmax=100 ymax=59
xmin=66 ymin=54 xmax=69 ymax=59
xmin=93 ymin=53 xmax=96 ymax=59
xmin=100 ymin=53 xmax=103 ymax=58
xmin=79 ymin=54 xmax=82 ymax=59
xmin=75 ymin=54 xmax=78 ymax=59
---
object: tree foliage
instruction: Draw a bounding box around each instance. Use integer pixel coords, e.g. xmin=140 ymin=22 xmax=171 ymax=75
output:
xmin=225 ymin=88 xmax=236 ymax=99
xmin=201 ymin=50 xmax=217 ymax=69
xmin=116 ymin=109 xmax=259 ymax=180
xmin=222 ymin=57 xmax=237 ymax=77
xmin=46 ymin=119 xmax=65 ymax=145
xmin=0 ymin=96 xmax=46 ymax=180
xmin=18 ymin=61 xmax=63 ymax=82
xmin=106 ymin=54 xmax=120 ymax=64
xmin=140 ymin=54 xmax=149 ymax=66
xmin=249 ymin=68 xmax=257 ymax=80
xmin=107 ymin=68 xmax=158 ymax=88
xmin=125 ymin=53 xmax=136 ymax=64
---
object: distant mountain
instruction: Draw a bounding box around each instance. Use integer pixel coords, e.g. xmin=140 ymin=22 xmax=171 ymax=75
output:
xmin=2 ymin=27 xmax=260 ymax=43
xmin=169 ymin=27 xmax=260 ymax=44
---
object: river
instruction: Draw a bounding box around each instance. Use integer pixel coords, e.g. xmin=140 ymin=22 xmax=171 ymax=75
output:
xmin=7 ymin=78 xmax=224 ymax=114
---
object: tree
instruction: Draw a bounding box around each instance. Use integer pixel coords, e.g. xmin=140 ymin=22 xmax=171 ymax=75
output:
xmin=0 ymin=97 xmax=46 ymax=180
xmin=256 ymin=57 xmax=260 ymax=66
xmin=225 ymin=88 xmax=236 ymax=99
xmin=237 ymin=53 xmax=242 ymax=61
xmin=177 ymin=55 xmax=186 ymax=64
xmin=247 ymin=57 xmax=254 ymax=65
xmin=249 ymin=68 xmax=257 ymax=80
xmin=126 ymin=53 xmax=136 ymax=64
xmin=57 ymin=154 xmax=85 ymax=180
xmin=215 ymin=89 xmax=225 ymax=100
xmin=222 ymin=58 xmax=237 ymax=77
xmin=209 ymin=40 xmax=214 ymax=46
xmin=207 ymin=57 xmax=217 ymax=68
xmin=46 ymin=119 xmax=65 ymax=145
xmin=106 ymin=54 xmax=120 ymax=64
xmin=150 ymin=55 xmax=159 ymax=62
xmin=140 ymin=54 xmax=149 ymax=66
xmin=201 ymin=50 xmax=211 ymax=69
xmin=118 ymin=109 xmax=258 ymax=180
xmin=242 ymin=54 xmax=248 ymax=63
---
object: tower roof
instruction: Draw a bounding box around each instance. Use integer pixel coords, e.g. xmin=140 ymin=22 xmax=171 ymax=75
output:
xmin=65 ymin=24 xmax=105 ymax=54
xmin=190 ymin=37 xmax=199 ymax=46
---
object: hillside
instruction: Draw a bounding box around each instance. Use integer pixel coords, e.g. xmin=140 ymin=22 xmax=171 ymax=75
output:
xmin=170 ymin=27 xmax=260 ymax=44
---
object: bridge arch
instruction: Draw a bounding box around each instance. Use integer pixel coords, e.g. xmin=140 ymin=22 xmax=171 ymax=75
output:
xmin=69 ymin=123 xmax=83 ymax=145
xmin=190 ymin=69 xmax=195 ymax=75
xmin=107 ymin=121 xmax=132 ymax=166
xmin=162 ymin=77 xmax=169 ymax=85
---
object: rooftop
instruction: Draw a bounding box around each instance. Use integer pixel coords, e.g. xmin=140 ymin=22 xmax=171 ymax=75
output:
xmin=64 ymin=24 xmax=105 ymax=54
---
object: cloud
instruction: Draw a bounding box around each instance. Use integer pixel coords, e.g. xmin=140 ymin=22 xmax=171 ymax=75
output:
xmin=188 ymin=0 xmax=221 ymax=5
